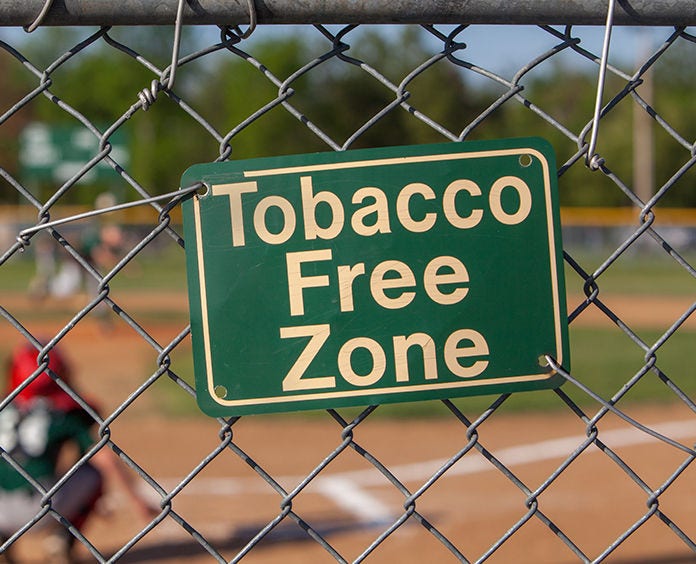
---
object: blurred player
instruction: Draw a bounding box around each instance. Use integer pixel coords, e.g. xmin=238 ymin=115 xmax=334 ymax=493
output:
xmin=0 ymin=343 xmax=157 ymax=563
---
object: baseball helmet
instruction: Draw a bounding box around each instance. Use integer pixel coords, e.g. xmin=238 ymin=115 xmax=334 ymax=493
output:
xmin=6 ymin=343 xmax=80 ymax=411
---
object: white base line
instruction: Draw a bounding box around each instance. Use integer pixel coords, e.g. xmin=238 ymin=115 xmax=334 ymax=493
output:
xmin=313 ymin=477 xmax=394 ymax=523
xmin=157 ymin=420 xmax=694 ymax=523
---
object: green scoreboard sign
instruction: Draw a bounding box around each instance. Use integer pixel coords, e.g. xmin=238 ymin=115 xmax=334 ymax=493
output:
xmin=19 ymin=122 xmax=129 ymax=184
xmin=182 ymin=138 xmax=569 ymax=416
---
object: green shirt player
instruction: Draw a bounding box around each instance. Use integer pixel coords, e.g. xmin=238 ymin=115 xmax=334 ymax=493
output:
xmin=0 ymin=343 xmax=157 ymax=562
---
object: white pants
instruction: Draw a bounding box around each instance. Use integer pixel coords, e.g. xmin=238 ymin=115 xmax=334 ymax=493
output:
xmin=0 ymin=463 xmax=102 ymax=537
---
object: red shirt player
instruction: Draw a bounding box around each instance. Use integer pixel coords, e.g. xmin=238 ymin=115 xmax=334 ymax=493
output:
xmin=0 ymin=343 xmax=157 ymax=562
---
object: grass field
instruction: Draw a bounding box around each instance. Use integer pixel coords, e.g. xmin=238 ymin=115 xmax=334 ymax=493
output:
xmin=563 ymin=246 xmax=696 ymax=296
xmin=2 ymin=234 xmax=695 ymax=564
xmin=154 ymin=324 xmax=696 ymax=419
xmin=4 ymin=237 xmax=695 ymax=295
xmin=2 ymin=243 xmax=694 ymax=418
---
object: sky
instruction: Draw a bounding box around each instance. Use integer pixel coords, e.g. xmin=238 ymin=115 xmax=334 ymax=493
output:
xmin=1 ymin=22 xmax=681 ymax=71
xmin=0 ymin=22 xmax=690 ymax=96
xmin=423 ymin=24 xmax=683 ymax=76
xmin=270 ymin=24 xmax=687 ymax=88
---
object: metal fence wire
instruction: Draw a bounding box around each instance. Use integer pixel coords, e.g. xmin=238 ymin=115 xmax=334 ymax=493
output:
xmin=1 ymin=2 xmax=696 ymax=562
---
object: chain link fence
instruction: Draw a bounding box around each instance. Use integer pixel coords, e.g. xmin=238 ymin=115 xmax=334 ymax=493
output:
xmin=1 ymin=2 xmax=695 ymax=562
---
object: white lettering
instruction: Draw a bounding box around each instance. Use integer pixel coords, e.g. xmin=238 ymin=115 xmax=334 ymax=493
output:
xmin=370 ymin=260 xmax=416 ymax=310
xmin=337 ymin=263 xmax=366 ymax=312
xmin=338 ymin=337 xmax=386 ymax=387
xmin=443 ymin=179 xmax=483 ymax=229
xmin=280 ymin=324 xmax=335 ymax=391
xmin=278 ymin=326 xmax=490 ymax=392
xmin=351 ymin=186 xmax=391 ymax=236
xmin=286 ymin=249 xmax=332 ymax=316
xmin=445 ymin=329 xmax=489 ymax=378
xmin=396 ymin=182 xmax=437 ymax=233
xmin=253 ymin=195 xmax=296 ymax=245
xmin=301 ymin=176 xmax=345 ymax=240
xmin=423 ymin=256 xmax=469 ymax=305
xmin=212 ymin=174 xmax=534 ymax=248
xmin=212 ymin=181 xmax=258 ymax=247
xmin=393 ymin=333 xmax=437 ymax=382
xmin=489 ymin=176 xmax=532 ymax=225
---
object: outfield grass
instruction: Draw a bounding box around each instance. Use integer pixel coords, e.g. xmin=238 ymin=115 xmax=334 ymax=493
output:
xmin=3 ymin=245 xmax=693 ymax=418
xmin=563 ymin=247 xmax=696 ymax=296
xmin=156 ymin=325 xmax=696 ymax=418
xmin=0 ymin=243 xmax=188 ymax=293
xmin=349 ymin=325 xmax=695 ymax=416
xmin=3 ymin=244 xmax=695 ymax=295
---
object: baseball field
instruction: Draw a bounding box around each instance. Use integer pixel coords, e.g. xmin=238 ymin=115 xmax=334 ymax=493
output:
xmin=1 ymin=246 xmax=695 ymax=563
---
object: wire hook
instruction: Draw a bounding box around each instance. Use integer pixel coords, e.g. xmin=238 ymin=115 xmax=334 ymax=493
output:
xmin=165 ymin=0 xmax=187 ymax=90
xmin=136 ymin=0 xmax=186 ymax=111
xmin=235 ymin=0 xmax=258 ymax=39
xmin=24 ymin=0 xmax=55 ymax=33
xmin=586 ymin=0 xmax=616 ymax=170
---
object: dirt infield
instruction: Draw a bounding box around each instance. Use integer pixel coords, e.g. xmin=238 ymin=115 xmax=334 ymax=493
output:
xmin=1 ymin=292 xmax=695 ymax=563
xmin=13 ymin=404 xmax=693 ymax=564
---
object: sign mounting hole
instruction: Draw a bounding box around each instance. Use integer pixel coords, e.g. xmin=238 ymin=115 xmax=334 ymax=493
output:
xmin=519 ymin=154 xmax=533 ymax=167
xmin=214 ymin=385 xmax=228 ymax=399
xmin=196 ymin=182 xmax=211 ymax=197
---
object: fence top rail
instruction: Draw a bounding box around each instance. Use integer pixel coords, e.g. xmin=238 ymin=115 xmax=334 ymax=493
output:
xmin=2 ymin=0 xmax=696 ymax=27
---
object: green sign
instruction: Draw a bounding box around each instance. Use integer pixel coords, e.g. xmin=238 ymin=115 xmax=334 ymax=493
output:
xmin=181 ymin=138 xmax=569 ymax=416
xmin=19 ymin=123 xmax=129 ymax=184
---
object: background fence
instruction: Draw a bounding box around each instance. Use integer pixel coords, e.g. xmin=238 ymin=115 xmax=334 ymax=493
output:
xmin=1 ymin=2 xmax=695 ymax=562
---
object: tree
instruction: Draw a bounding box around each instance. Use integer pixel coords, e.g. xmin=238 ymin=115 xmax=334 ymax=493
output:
xmin=5 ymin=25 xmax=696 ymax=208
xmin=197 ymin=27 xmax=492 ymax=159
